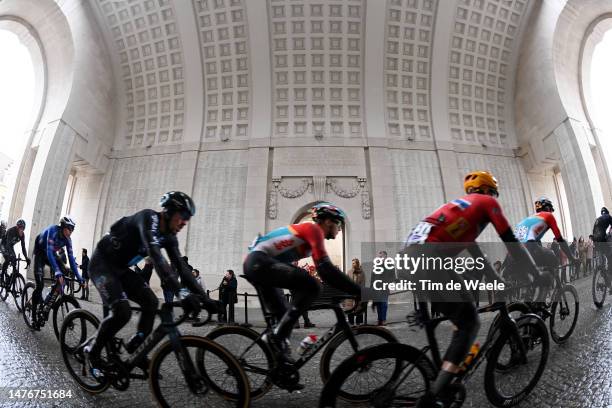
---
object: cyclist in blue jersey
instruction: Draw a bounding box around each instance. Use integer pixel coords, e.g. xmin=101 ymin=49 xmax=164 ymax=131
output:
xmin=31 ymin=216 xmax=84 ymax=329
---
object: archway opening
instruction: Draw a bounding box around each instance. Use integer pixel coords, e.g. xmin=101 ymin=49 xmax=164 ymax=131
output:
xmin=589 ymin=28 xmax=612 ymax=181
xmin=0 ymin=29 xmax=35 ymax=221
xmin=294 ymin=207 xmax=346 ymax=273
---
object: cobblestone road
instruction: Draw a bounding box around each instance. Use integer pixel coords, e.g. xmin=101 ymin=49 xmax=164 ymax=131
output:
xmin=1 ymin=275 xmax=612 ymax=407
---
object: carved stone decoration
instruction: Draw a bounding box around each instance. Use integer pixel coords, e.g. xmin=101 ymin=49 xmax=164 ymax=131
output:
xmin=278 ymin=178 xmax=312 ymax=199
xmin=358 ymin=178 xmax=371 ymax=219
xmin=267 ymin=178 xmax=282 ymax=219
xmin=313 ymin=176 xmax=327 ymax=201
xmin=327 ymin=177 xmax=361 ymax=198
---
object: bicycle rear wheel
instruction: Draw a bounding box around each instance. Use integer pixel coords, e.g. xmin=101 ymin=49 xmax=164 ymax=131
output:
xmin=592 ymin=266 xmax=607 ymax=309
xmin=0 ymin=271 xmax=8 ymax=301
xmin=53 ymin=295 xmax=80 ymax=339
xmin=149 ymin=335 xmax=250 ymax=408
xmin=549 ymin=284 xmax=579 ymax=343
xmin=60 ymin=309 xmax=110 ymax=393
xmin=12 ymin=274 xmax=25 ymax=312
xmin=484 ymin=314 xmax=549 ymax=407
xmin=319 ymin=343 xmax=436 ymax=408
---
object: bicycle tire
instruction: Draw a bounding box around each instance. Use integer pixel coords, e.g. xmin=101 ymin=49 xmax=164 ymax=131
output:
xmin=0 ymin=271 xmax=8 ymax=301
xmin=12 ymin=274 xmax=26 ymax=312
xmin=319 ymin=325 xmax=398 ymax=401
xmin=22 ymin=282 xmax=37 ymax=330
xmin=205 ymin=325 xmax=274 ymax=400
xmin=53 ymin=295 xmax=80 ymax=340
xmin=149 ymin=335 xmax=250 ymax=408
xmin=549 ymin=284 xmax=579 ymax=343
xmin=485 ymin=302 xmax=531 ymax=343
xmin=59 ymin=309 xmax=110 ymax=393
xmin=484 ymin=314 xmax=549 ymax=407
xmin=319 ymin=342 xmax=436 ymax=408
xmin=592 ymin=266 xmax=607 ymax=309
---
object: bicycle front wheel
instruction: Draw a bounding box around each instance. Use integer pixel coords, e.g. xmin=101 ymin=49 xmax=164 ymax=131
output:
xmin=12 ymin=274 xmax=26 ymax=312
xmin=319 ymin=343 xmax=436 ymax=408
xmin=53 ymin=295 xmax=80 ymax=339
xmin=22 ymin=282 xmax=37 ymax=330
xmin=484 ymin=314 xmax=549 ymax=407
xmin=150 ymin=335 xmax=250 ymax=408
xmin=592 ymin=266 xmax=607 ymax=309
xmin=0 ymin=271 xmax=8 ymax=301
xmin=549 ymin=284 xmax=579 ymax=343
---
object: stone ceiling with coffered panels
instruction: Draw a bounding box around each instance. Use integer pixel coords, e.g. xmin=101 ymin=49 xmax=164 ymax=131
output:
xmin=91 ymin=0 xmax=533 ymax=148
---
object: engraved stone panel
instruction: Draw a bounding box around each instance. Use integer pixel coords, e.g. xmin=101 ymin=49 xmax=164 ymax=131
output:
xmin=273 ymin=147 xmax=366 ymax=177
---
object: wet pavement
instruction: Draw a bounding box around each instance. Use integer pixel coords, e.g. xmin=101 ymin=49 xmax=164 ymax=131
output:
xmin=1 ymin=274 xmax=612 ymax=407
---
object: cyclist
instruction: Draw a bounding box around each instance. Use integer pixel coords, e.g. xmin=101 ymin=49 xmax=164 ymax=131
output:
xmin=593 ymin=207 xmax=612 ymax=278
xmin=1 ymin=219 xmax=30 ymax=276
xmin=244 ymin=202 xmax=362 ymax=363
xmin=402 ymin=171 xmax=546 ymax=408
xmin=84 ymin=191 xmax=218 ymax=378
xmin=31 ymin=216 xmax=83 ymax=328
xmin=513 ymin=197 xmax=578 ymax=275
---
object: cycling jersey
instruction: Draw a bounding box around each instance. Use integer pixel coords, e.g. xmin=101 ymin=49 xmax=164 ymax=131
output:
xmin=249 ymin=222 xmax=327 ymax=264
xmin=0 ymin=226 xmax=28 ymax=258
xmin=97 ymin=208 xmax=202 ymax=296
xmin=593 ymin=214 xmax=612 ymax=242
xmin=410 ymin=193 xmax=511 ymax=245
xmin=35 ymin=225 xmax=80 ymax=280
xmin=514 ymin=211 xmax=562 ymax=243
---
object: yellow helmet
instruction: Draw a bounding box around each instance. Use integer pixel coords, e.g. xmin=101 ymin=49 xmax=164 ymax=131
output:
xmin=464 ymin=171 xmax=499 ymax=197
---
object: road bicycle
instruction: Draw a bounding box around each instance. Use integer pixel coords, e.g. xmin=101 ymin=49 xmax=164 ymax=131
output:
xmin=60 ymin=301 xmax=250 ymax=407
xmin=205 ymin=275 xmax=397 ymax=401
xmin=592 ymin=251 xmax=610 ymax=308
xmin=319 ymin=298 xmax=549 ymax=407
xmin=0 ymin=255 xmax=27 ymax=311
xmin=22 ymin=275 xmax=80 ymax=339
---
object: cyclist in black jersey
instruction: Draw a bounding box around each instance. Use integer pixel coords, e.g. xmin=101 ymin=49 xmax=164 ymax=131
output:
xmin=1 ymin=219 xmax=30 ymax=274
xmin=593 ymin=207 xmax=612 ymax=275
xmin=84 ymin=191 xmax=218 ymax=377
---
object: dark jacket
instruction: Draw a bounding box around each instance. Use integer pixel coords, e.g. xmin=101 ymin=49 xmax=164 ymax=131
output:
xmin=219 ymin=276 xmax=238 ymax=304
xmin=80 ymin=254 xmax=90 ymax=280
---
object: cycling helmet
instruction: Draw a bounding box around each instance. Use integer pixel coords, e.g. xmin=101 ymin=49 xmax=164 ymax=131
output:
xmin=16 ymin=219 xmax=26 ymax=229
xmin=463 ymin=171 xmax=499 ymax=197
xmin=160 ymin=191 xmax=196 ymax=217
xmin=535 ymin=197 xmax=554 ymax=213
xmin=59 ymin=216 xmax=76 ymax=230
xmin=311 ymin=202 xmax=347 ymax=226
xmin=602 ymin=207 xmax=610 ymax=215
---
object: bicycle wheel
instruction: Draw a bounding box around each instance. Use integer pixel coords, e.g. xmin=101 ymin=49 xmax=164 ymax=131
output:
xmin=0 ymin=271 xmax=8 ymax=301
xmin=592 ymin=266 xmax=607 ymax=309
xmin=484 ymin=314 xmax=549 ymax=407
xmin=12 ymin=274 xmax=26 ymax=312
xmin=149 ymin=335 xmax=250 ymax=408
xmin=22 ymin=282 xmax=38 ymax=330
xmin=205 ymin=325 xmax=273 ymax=400
xmin=319 ymin=326 xmax=398 ymax=401
xmin=319 ymin=343 xmax=436 ymax=408
xmin=549 ymin=284 xmax=579 ymax=343
xmin=53 ymin=295 xmax=80 ymax=339
xmin=60 ymin=309 xmax=110 ymax=393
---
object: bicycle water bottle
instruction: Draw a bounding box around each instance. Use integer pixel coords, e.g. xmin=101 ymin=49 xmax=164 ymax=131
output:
xmin=460 ymin=342 xmax=480 ymax=371
xmin=297 ymin=334 xmax=317 ymax=355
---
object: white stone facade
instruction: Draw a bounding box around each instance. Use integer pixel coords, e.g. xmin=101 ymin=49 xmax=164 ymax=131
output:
xmin=1 ymin=0 xmax=611 ymax=292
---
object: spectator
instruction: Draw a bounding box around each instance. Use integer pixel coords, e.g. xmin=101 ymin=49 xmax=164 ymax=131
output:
xmin=79 ymin=249 xmax=90 ymax=301
xmin=346 ymin=258 xmax=365 ymax=326
xmin=587 ymin=235 xmax=595 ymax=276
xmin=569 ymin=237 xmax=578 ymax=280
xmin=193 ymin=268 xmax=203 ymax=289
xmin=292 ymin=261 xmax=316 ymax=328
xmin=219 ymin=269 xmax=238 ymax=323
xmin=371 ymin=250 xmax=394 ymax=326
xmin=579 ymin=236 xmax=588 ymax=278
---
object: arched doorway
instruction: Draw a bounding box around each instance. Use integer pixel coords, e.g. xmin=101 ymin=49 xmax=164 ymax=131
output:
xmin=293 ymin=202 xmax=346 ymax=272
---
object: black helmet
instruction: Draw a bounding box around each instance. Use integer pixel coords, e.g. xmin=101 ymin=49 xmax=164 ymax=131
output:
xmin=160 ymin=191 xmax=196 ymax=217
xmin=311 ymin=202 xmax=346 ymax=226
xmin=535 ymin=197 xmax=554 ymax=213
xmin=59 ymin=216 xmax=76 ymax=230
xmin=16 ymin=219 xmax=26 ymax=229
xmin=603 ymin=207 xmax=610 ymax=215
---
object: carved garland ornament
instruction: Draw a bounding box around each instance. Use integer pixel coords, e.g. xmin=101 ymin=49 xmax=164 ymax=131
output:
xmin=267 ymin=176 xmax=371 ymax=220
